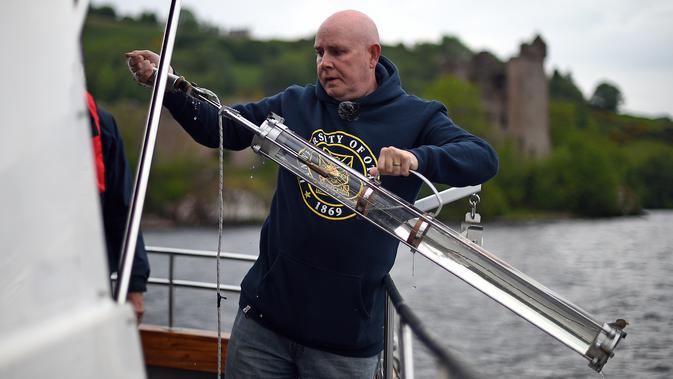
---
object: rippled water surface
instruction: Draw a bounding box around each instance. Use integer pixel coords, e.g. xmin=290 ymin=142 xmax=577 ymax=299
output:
xmin=144 ymin=210 xmax=673 ymax=378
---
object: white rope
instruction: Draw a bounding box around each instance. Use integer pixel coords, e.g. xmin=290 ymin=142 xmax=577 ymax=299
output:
xmin=216 ymin=109 xmax=225 ymax=378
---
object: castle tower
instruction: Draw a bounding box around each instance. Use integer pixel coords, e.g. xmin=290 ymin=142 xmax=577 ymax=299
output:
xmin=506 ymin=35 xmax=550 ymax=157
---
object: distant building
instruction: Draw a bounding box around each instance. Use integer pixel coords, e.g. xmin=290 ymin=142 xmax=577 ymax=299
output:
xmin=456 ymin=35 xmax=550 ymax=158
xmin=506 ymin=36 xmax=550 ymax=157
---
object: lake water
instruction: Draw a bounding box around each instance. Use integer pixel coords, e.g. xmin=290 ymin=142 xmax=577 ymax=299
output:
xmin=143 ymin=210 xmax=673 ymax=378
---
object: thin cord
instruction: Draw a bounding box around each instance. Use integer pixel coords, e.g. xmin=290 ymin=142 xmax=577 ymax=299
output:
xmin=216 ymin=109 xmax=225 ymax=378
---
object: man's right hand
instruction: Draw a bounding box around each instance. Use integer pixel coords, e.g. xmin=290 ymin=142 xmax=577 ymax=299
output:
xmin=125 ymin=50 xmax=173 ymax=87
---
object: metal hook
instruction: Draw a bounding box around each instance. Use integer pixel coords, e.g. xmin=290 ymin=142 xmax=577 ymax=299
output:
xmin=469 ymin=193 xmax=480 ymax=219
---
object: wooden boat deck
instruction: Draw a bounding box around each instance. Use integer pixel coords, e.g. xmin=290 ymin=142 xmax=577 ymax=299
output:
xmin=141 ymin=324 xmax=229 ymax=378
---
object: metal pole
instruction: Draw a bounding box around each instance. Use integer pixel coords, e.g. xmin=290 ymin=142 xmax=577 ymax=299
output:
xmin=114 ymin=0 xmax=183 ymax=303
xmin=399 ymin=322 xmax=414 ymax=379
xmin=384 ymin=294 xmax=396 ymax=378
xmin=414 ymin=185 xmax=481 ymax=213
xmin=168 ymin=254 xmax=175 ymax=328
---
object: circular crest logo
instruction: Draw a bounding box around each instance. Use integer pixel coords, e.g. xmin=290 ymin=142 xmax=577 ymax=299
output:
xmin=298 ymin=130 xmax=377 ymax=220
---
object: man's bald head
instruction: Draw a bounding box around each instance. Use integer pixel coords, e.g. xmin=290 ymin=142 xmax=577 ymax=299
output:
xmin=314 ymin=10 xmax=382 ymax=101
xmin=317 ymin=10 xmax=380 ymax=48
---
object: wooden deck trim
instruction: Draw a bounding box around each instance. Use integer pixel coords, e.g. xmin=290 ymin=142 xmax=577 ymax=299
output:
xmin=140 ymin=324 xmax=230 ymax=373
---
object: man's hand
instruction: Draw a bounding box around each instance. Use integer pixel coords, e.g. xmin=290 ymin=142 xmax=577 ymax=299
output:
xmin=369 ymin=146 xmax=418 ymax=177
xmin=125 ymin=50 xmax=173 ymax=87
xmin=127 ymin=292 xmax=145 ymax=324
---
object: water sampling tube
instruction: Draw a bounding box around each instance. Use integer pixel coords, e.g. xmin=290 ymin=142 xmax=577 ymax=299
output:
xmin=165 ymin=76 xmax=627 ymax=372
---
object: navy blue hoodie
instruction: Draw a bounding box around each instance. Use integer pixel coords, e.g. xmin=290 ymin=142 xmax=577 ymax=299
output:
xmin=163 ymin=56 xmax=498 ymax=356
xmin=89 ymin=101 xmax=150 ymax=293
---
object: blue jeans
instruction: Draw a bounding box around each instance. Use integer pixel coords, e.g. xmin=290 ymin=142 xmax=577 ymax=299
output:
xmin=225 ymin=308 xmax=379 ymax=378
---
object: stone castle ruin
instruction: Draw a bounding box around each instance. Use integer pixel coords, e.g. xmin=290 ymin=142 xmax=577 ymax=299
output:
xmin=455 ymin=35 xmax=550 ymax=158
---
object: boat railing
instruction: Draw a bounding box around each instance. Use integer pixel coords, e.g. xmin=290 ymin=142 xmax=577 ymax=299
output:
xmin=382 ymin=275 xmax=477 ymax=379
xmin=145 ymin=246 xmax=255 ymax=328
xmin=144 ymin=245 xmax=479 ymax=379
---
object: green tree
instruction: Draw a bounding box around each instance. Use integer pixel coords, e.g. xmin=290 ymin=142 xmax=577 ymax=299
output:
xmin=630 ymin=150 xmax=673 ymax=208
xmin=531 ymin=137 xmax=622 ymax=216
xmin=261 ymin=49 xmax=315 ymax=94
xmin=590 ymin=81 xmax=623 ymax=112
xmin=423 ymin=74 xmax=492 ymax=139
xmin=137 ymin=11 xmax=158 ymax=25
xmin=89 ymin=5 xmax=116 ymax=19
xmin=549 ymin=70 xmax=590 ymax=129
xmin=178 ymin=8 xmax=199 ymax=32
xmin=549 ymin=69 xmax=584 ymax=103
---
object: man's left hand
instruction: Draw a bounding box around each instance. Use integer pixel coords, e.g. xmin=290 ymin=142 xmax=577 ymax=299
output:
xmin=369 ymin=146 xmax=418 ymax=177
xmin=127 ymin=292 xmax=145 ymax=324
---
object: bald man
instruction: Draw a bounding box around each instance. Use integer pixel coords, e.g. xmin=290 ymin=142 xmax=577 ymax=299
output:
xmin=127 ymin=10 xmax=497 ymax=378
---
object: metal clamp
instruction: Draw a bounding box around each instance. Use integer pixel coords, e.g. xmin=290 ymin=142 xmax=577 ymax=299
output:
xmin=586 ymin=322 xmax=627 ymax=372
xmin=406 ymin=217 xmax=431 ymax=247
xmin=251 ymin=114 xmax=287 ymax=155
xmin=355 ymin=186 xmax=375 ymax=216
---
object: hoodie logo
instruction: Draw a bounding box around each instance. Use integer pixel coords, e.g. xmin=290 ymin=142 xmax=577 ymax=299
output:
xmin=298 ymin=129 xmax=377 ymax=220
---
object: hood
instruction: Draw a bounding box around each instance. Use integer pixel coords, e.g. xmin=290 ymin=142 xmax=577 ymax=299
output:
xmin=315 ymin=55 xmax=405 ymax=106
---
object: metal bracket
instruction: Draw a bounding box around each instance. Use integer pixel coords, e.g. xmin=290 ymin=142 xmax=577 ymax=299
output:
xmin=460 ymin=194 xmax=483 ymax=246
xmin=586 ymin=322 xmax=627 ymax=372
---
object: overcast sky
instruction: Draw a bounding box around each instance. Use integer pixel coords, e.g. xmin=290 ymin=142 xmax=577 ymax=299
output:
xmin=93 ymin=0 xmax=673 ymax=118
